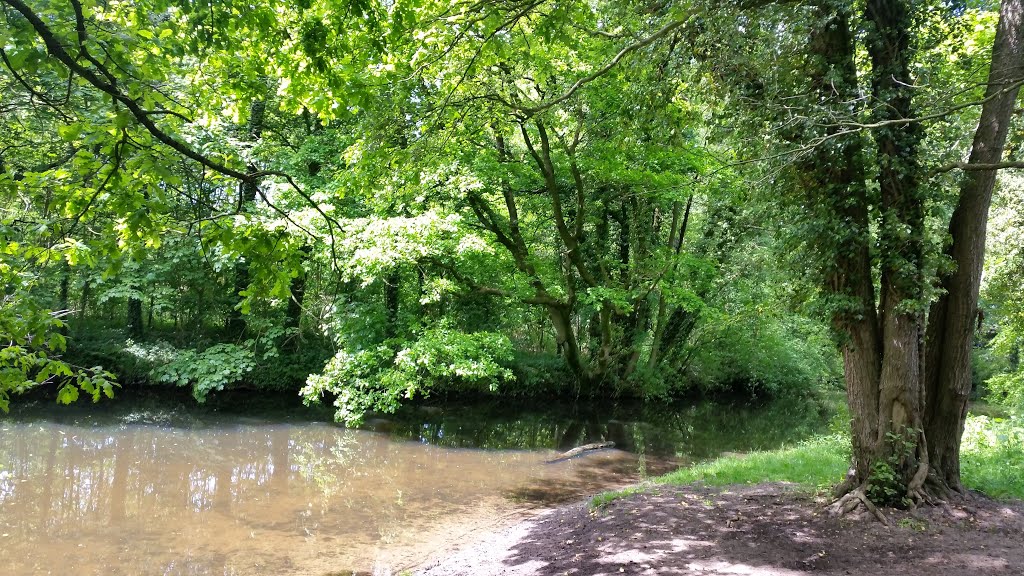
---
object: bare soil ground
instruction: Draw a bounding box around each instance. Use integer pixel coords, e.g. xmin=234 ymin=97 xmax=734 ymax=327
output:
xmin=415 ymin=483 xmax=1024 ymax=576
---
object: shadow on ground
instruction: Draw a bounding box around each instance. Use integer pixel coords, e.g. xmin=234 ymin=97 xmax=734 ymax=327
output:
xmin=418 ymin=483 xmax=1024 ymax=576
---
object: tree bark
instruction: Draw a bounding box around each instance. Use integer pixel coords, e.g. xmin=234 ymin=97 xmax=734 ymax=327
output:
xmin=795 ymin=2 xmax=881 ymax=488
xmin=385 ymin=270 xmax=400 ymax=340
xmin=923 ymin=0 xmax=1024 ymax=491
xmin=285 ymin=245 xmax=310 ymax=346
xmin=127 ymin=292 xmax=144 ymax=340
xmin=78 ymin=274 xmax=90 ymax=322
xmin=864 ymin=0 xmax=928 ymax=496
xmin=57 ymin=263 xmax=70 ymax=336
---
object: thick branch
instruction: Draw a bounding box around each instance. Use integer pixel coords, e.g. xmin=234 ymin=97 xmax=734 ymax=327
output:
xmin=3 ymin=0 xmax=251 ymax=181
xmin=521 ymin=120 xmax=599 ymax=287
xmin=425 ymin=257 xmax=563 ymax=308
xmin=828 ymin=77 xmax=1024 ymax=132
xmin=712 ymin=76 xmax=1024 ymax=177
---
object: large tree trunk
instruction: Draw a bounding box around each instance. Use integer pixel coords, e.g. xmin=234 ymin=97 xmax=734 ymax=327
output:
xmin=796 ymin=2 xmax=881 ymax=487
xmin=798 ymin=1 xmax=929 ymax=500
xmin=923 ymin=0 xmax=1024 ymax=492
xmin=862 ymin=0 xmax=929 ymax=500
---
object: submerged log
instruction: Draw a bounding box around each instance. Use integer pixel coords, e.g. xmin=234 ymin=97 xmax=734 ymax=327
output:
xmin=545 ymin=441 xmax=616 ymax=464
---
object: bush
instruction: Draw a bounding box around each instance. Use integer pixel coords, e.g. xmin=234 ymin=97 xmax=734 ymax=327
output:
xmin=249 ymin=339 xmax=333 ymax=392
xmin=302 ymin=327 xmax=516 ymax=425
xmin=67 ymin=322 xmax=333 ymax=401
xmin=986 ymin=371 xmax=1024 ymax=410
xmin=149 ymin=342 xmax=255 ymax=402
xmin=684 ymin=313 xmax=841 ymax=398
xmin=507 ymin=352 xmax=575 ymax=396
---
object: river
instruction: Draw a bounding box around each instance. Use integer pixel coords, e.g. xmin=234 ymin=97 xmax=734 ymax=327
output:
xmin=0 ymin=394 xmax=828 ymax=575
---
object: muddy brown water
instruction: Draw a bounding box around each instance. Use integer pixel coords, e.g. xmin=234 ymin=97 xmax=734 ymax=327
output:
xmin=0 ymin=396 xmax=826 ymax=575
xmin=0 ymin=419 xmax=670 ymax=575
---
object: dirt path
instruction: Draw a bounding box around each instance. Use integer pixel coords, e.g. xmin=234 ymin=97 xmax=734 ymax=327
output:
xmin=415 ymin=483 xmax=1024 ymax=576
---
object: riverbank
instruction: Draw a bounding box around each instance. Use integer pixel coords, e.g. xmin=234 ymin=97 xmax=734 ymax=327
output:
xmin=414 ymin=411 xmax=1024 ymax=576
xmin=415 ymin=482 xmax=1024 ymax=576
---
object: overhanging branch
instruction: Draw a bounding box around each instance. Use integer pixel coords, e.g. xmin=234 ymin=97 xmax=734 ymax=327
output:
xmin=3 ymin=0 xmax=343 ymax=267
xmin=520 ymin=15 xmax=691 ymax=116
xmin=3 ymin=0 xmax=252 ymax=181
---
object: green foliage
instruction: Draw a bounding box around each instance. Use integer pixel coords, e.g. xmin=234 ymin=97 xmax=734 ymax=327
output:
xmin=0 ymin=238 xmax=117 ymax=410
xmin=986 ymin=371 xmax=1024 ymax=409
xmin=302 ymin=328 xmax=515 ymax=425
xmin=0 ymin=0 xmax=849 ymax=425
xmin=70 ymin=324 xmax=325 ymax=401
xmin=961 ymin=414 xmax=1024 ymax=500
xmin=391 ymin=327 xmax=515 ymax=387
xmin=148 ymin=342 xmax=256 ymax=402
xmin=6 ymin=0 xmax=996 ymax=459
xmin=656 ymin=433 xmax=850 ymax=490
xmin=685 ymin=313 xmax=841 ymax=398
xmin=248 ymin=340 xmax=334 ymax=392
xmin=865 ymin=431 xmax=917 ymax=508
xmin=979 ymin=173 xmax=1024 ymax=410
xmin=508 ymin=352 xmax=575 ymax=397
xmin=865 ymin=459 xmax=902 ymax=506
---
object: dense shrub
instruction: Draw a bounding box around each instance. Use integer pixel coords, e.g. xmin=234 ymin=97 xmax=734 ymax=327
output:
xmin=302 ymin=327 xmax=516 ymax=424
xmin=683 ymin=314 xmax=841 ymax=398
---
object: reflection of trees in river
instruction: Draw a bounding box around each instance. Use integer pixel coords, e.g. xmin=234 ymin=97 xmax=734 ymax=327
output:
xmin=0 ymin=421 xmax=562 ymax=575
xmin=0 ymin=398 xmax=827 ymax=575
xmin=0 ymin=424 xmax=363 ymax=574
xmin=382 ymin=396 xmax=827 ymax=460
xmin=0 ymin=399 xmax=826 ymax=531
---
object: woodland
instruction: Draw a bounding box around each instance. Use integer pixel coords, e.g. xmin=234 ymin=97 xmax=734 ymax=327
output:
xmin=2 ymin=0 xmax=1024 ymax=510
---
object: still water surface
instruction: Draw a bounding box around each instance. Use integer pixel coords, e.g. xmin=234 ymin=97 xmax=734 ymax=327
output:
xmin=0 ymin=397 xmax=825 ymax=575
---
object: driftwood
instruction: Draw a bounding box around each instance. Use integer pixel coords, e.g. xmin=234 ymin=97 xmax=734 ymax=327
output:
xmin=545 ymin=441 xmax=616 ymax=464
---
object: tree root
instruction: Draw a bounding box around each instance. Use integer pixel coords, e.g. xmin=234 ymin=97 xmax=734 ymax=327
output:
xmin=832 ymin=472 xmax=858 ymax=499
xmin=905 ymin=433 xmax=933 ymax=509
xmin=830 ymin=486 xmax=890 ymax=526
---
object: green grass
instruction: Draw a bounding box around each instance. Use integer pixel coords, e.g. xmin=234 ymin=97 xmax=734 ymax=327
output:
xmin=961 ymin=414 xmax=1024 ymax=500
xmin=655 ymin=433 xmax=850 ymax=491
xmin=589 ymin=485 xmax=646 ymax=509
xmin=590 ymin=410 xmax=1024 ymax=507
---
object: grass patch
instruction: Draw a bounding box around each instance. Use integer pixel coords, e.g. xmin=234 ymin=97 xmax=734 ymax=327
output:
xmin=961 ymin=414 xmax=1024 ymax=500
xmin=655 ymin=433 xmax=849 ymax=492
xmin=589 ymin=485 xmax=646 ymax=509
xmin=591 ymin=405 xmax=1024 ymax=506
xmin=633 ymin=412 xmax=1024 ymax=501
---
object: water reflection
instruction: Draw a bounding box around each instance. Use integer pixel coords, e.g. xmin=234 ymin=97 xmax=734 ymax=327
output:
xmin=380 ymin=397 xmax=828 ymax=460
xmin=0 ymin=420 xmax=654 ymax=575
xmin=0 ymin=397 xmax=826 ymax=575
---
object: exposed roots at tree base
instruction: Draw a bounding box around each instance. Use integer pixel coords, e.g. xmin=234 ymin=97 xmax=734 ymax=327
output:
xmin=829 ymin=486 xmax=890 ymax=526
xmin=906 ymin=461 xmax=932 ymax=507
xmin=830 ymin=473 xmax=970 ymax=525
